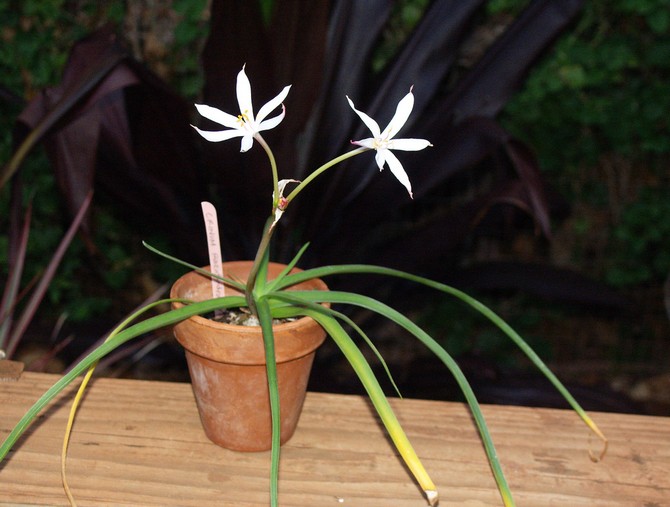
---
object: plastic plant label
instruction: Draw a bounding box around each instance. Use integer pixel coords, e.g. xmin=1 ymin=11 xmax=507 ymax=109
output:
xmin=201 ymin=202 xmax=225 ymax=317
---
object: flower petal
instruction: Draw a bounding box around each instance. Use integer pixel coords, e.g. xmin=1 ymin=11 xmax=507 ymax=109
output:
xmin=346 ymin=96 xmax=381 ymax=138
xmin=236 ymin=65 xmax=254 ymax=121
xmin=381 ymin=89 xmax=414 ymax=139
xmin=383 ymin=150 xmax=413 ymax=198
xmin=240 ymin=134 xmax=254 ymax=152
xmin=194 ymin=103 xmax=240 ymax=129
xmin=258 ymin=105 xmax=286 ymax=132
xmin=256 ymin=85 xmax=292 ymax=124
xmin=374 ymin=149 xmax=387 ymax=171
xmin=389 ymin=138 xmax=432 ymax=151
xmin=192 ymin=125 xmax=245 ymax=142
xmin=351 ymin=137 xmax=376 ymax=149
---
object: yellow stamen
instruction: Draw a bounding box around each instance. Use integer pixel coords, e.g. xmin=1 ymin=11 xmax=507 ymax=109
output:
xmin=237 ymin=110 xmax=250 ymax=125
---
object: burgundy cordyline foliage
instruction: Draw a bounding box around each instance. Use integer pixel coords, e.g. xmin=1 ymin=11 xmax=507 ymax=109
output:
xmin=4 ymin=0 xmax=622 ymax=334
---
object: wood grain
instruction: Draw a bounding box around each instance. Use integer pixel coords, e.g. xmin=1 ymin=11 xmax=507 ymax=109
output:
xmin=1 ymin=372 xmax=668 ymax=506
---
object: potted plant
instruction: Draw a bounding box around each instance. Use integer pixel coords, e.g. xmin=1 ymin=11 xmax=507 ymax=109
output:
xmin=0 ymin=66 xmax=607 ymax=507
xmin=169 ymin=260 xmax=330 ymax=452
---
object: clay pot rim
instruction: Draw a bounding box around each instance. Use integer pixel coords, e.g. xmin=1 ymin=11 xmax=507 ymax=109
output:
xmin=171 ymin=299 xmax=322 ymax=333
xmin=170 ymin=261 xmax=329 ymax=335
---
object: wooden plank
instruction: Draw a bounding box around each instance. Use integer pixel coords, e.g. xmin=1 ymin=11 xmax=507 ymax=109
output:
xmin=0 ymin=372 xmax=669 ymax=506
xmin=0 ymin=360 xmax=23 ymax=381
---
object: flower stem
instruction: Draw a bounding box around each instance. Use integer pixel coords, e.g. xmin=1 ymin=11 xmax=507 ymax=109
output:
xmin=245 ymin=216 xmax=275 ymax=315
xmin=246 ymin=146 xmax=368 ymax=313
xmin=254 ymin=133 xmax=280 ymax=211
xmin=285 ymin=147 xmax=368 ymax=204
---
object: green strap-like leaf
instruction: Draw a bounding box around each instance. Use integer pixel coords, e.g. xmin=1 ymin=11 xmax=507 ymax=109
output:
xmin=0 ymin=295 xmax=246 ymax=461
xmin=297 ymin=307 xmax=439 ymax=505
xmin=271 ymin=293 xmax=402 ymax=398
xmin=277 ymin=264 xmax=607 ymax=452
xmin=142 ymin=241 xmax=246 ymax=291
xmin=264 ymin=242 xmax=311 ymax=293
xmin=255 ymin=297 xmax=281 ymax=507
xmin=281 ymin=289 xmax=515 ymax=507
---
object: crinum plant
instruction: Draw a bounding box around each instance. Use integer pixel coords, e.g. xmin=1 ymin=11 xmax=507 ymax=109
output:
xmin=0 ymin=65 xmax=607 ymax=507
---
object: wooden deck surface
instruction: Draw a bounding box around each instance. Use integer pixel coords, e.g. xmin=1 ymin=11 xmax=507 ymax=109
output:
xmin=1 ymin=371 xmax=669 ymax=506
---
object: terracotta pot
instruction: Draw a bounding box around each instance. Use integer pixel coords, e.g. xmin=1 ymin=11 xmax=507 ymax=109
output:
xmin=170 ymin=261 xmax=328 ymax=452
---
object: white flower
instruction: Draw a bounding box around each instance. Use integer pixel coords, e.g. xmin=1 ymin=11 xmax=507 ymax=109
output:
xmin=193 ymin=65 xmax=291 ymax=152
xmin=347 ymin=87 xmax=432 ymax=198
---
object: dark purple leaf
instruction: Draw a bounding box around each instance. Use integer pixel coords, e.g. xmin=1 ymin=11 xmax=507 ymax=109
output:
xmin=1 ymin=32 xmax=126 ymax=190
xmin=299 ymin=0 xmax=394 ymax=174
xmin=66 ymin=281 xmax=169 ymax=373
xmin=447 ymin=261 xmax=628 ymax=309
xmin=5 ymin=192 xmax=93 ymax=359
xmin=286 ymin=0 xmax=584 ymax=271
xmin=433 ymin=0 xmax=585 ymax=123
xmin=0 ymin=190 xmax=31 ymax=350
xmin=355 ymin=178 xmax=547 ymax=278
xmin=200 ymin=0 xmax=333 ymax=258
xmin=8 ymin=26 xmax=206 ymax=257
xmin=4 ymin=1 xmax=595 ymax=319
xmin=314 ymin=0 xmax=486 ymax=209
xmin=505 ymin=139 xmax=552 ymax=237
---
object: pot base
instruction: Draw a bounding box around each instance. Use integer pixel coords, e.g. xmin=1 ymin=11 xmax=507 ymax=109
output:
xmin=183 ymin=347 xmax=317 ymax=452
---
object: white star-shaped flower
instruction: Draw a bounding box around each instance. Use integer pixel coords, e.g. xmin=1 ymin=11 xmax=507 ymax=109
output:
xmin=193 ymin=65 xmax=291 ymax=152
xmin=347 ymin=87 xmax=432 ymax=197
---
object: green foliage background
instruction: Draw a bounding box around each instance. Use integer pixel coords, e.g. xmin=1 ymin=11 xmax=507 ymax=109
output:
xmin=491 ymin=0 xmax=670 ymax=287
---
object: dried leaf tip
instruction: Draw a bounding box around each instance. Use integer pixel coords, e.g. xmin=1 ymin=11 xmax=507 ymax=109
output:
xmin=589 ymin=435 xmax=609 ymax=463
xmin=425 ymin=489 xmax=439 ymax=506
xmin=585 ymin=416 xmax=608 ymax=462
